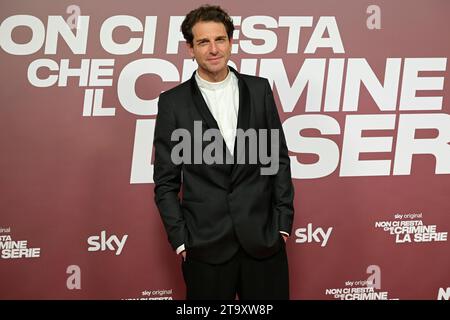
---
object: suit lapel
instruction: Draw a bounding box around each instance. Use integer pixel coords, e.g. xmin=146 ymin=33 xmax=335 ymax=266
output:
xmin=190 ymin=73 xmax=220 ymax=131
xmin=229 ymin=67 xmax=252 ymax=182
xmin=230 ymin=66 xmax=251 ymax=140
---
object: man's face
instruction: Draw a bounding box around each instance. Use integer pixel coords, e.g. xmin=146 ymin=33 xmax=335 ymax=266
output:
xmin=188 ymin=21 xmax=232 ymax=82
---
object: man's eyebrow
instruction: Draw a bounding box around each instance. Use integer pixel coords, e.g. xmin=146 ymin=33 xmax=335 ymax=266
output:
xmin=195 ymin=35 xmax=227 ymax=43
xmin=196 ymin=38 xmax=209 ymax=43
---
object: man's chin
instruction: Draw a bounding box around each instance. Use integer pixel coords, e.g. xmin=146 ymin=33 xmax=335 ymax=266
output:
xmin=206 ymin=62 xmax=224 ymax=71
xmin=205 ymin=66 xmax=227 ymax=75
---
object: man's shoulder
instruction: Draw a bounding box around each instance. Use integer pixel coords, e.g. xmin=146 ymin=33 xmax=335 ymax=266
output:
xmin=238 ymin=72 xmax=269 ymax=89
xmin=159 ymin=79 xmax=191 ymax=102
xmin=239 ymin=72 xmax=266 ymax=82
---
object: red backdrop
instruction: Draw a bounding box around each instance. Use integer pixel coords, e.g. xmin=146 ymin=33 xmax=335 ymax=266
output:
xmin=1 ymin=0 xmax=449 ymax=300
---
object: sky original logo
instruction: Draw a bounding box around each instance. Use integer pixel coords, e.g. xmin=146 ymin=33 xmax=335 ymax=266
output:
xmin=0 ymin=234 xmax=41 ymax=259
xmin=87 ymin=230 xmax=128 ymax=255
xmin=325 ymin=265 xmax=397 ymax=300
xmin=295 ymin=223 xmax=333 ymax=247
xmin=375 ymin=212 xmax=448 ymax=244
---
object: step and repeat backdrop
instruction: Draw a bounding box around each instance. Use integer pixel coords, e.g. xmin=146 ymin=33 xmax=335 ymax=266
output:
xmin=1 ymin=0 xmax=449 ymax=300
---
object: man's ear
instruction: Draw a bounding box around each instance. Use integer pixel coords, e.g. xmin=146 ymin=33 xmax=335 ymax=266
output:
xmin=186 ymin=42 xmax=194 ymax=59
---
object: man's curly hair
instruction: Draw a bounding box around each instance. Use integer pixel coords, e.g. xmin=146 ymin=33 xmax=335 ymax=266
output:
xmin=181 ymin=5 xmax=234 ymax=46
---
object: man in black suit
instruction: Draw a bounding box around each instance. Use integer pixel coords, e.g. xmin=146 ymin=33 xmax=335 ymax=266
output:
xmin=153 ymin=5 xmax=295 ymax=300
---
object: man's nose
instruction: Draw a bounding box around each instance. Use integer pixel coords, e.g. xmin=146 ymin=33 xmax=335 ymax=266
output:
xmin=209 ymin=42 xmax=218 ymax=54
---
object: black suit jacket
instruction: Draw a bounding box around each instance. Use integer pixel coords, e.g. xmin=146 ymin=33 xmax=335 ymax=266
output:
xmin=153 ymin=67 xmax=295 ymax=264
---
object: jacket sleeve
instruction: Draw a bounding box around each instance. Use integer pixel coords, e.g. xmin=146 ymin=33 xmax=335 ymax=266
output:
xmin=264 ymin=80 xmax=295 ymax=235
xmin=153 ymin=92 xmax=186 ymax=251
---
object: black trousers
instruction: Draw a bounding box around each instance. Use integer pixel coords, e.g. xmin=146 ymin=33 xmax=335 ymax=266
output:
xmin=181 ymin=241 xmax=289 ymax=300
